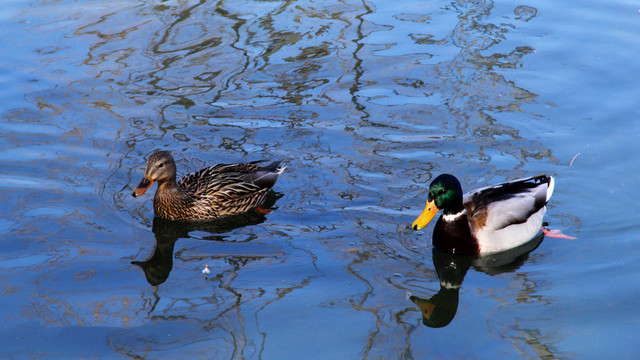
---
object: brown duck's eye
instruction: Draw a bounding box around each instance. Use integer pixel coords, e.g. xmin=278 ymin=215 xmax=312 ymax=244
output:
xmin=158 ymin=163 xmax=164 ymax=168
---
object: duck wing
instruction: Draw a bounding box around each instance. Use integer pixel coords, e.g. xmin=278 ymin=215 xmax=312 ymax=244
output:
xmin=463 ymin=175 xmax=554 ymax=231
xmin=240 ymin=161 xmax=284 ymax=189
xmin=178 ymin=160 xmax=284 ymax=194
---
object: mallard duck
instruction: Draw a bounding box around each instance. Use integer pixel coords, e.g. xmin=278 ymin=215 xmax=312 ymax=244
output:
xmin=412 ymin=174 xmax=554 ymax=255
xmin=131 ymin=150 xmax=285 ymax=220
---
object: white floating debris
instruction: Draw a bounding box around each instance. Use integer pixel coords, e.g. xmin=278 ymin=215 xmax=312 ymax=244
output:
xmin=202 ymin=264 xmax=211 ymax=276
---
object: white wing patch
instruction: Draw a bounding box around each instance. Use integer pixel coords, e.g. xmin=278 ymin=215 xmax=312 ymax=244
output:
xmin=475 ymin=207 xmax=545 ymax=254
xmin=482 ymin=189 xmax=541 ymax=230
xmin=463 ymin=175 xmax=552 ymax=254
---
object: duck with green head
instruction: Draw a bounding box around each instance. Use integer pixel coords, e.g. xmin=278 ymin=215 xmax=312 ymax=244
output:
xmin=412 ymin=174 xmax=554 ymax=255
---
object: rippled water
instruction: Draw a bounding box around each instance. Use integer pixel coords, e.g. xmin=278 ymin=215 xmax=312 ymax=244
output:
xmin=2 ymin=0 xmax=640 ymax=358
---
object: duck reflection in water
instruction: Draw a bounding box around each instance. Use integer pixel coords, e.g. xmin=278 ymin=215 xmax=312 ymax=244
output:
xmin=410 ymin=234 xmax=543 ymax=328
xmin=132 ymin=191 xmax=283 ymax=286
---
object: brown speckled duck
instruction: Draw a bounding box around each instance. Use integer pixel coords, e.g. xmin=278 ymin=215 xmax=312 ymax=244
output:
xmin=132 ymin=151 xmax=285 ymax=220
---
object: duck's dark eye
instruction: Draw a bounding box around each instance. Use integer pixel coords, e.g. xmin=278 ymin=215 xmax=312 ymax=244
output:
xmin=158 ymin=163 xmax=164 ymax=168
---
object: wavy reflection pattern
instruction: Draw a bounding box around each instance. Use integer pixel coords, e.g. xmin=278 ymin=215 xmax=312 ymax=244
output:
xmin=0 ymin=0 xmax=573 ymax=358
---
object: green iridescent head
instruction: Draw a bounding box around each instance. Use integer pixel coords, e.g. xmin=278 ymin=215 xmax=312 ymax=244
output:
xmin=412 ymin=174 xmax=464 ymax=231
xmin=428 ymin=174 xmax=463 ymax=213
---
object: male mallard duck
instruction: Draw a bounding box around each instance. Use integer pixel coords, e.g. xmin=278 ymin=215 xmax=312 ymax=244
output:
xmin=412 ymin=174 xmax=554 ymax=255
xmin=131 ymin=150 xmax=285 ymax=220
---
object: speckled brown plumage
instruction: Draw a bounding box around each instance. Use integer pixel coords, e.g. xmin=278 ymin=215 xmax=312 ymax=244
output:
xmin=132 ymin=151 xmax=285 ymax=220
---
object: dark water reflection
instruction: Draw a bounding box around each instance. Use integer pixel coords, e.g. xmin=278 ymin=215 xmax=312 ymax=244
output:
xmin=2 ymin=0 xmax=640 ymax=358
xmin=133 ymin=191 xmax=282 ymax=286
xmin=411 ymin=234 xmax=543 ymax=328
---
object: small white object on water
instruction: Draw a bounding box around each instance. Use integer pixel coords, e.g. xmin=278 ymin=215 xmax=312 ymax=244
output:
xmin=202 ymin=264 xmax=211 ymax=276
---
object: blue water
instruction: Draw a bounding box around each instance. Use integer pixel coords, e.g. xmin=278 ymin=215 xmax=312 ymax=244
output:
xmin=1 ymin=0 xmax=640 ymax=358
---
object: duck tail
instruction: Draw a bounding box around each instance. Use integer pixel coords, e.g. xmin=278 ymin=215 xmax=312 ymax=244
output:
xmin=262 ymin=160 xmax=285 ymax=173
xmin=250 ymin=161 xmax=285 ymax=189
xmin=546 ymin=176 xmax=555 ymax=203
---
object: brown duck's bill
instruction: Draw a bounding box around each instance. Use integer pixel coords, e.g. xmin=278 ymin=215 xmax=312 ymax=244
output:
xmin=132 ymin=178 xmax=154 ymax=197
xmin=412 ymin=199 xmax=439 ymax=231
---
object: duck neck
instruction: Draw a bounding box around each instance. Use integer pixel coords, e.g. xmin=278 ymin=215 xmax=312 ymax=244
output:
xmin=157 ymin=178 xmax=179 ymax=190
xmin=441 ymin=201 xmax=464 ymax=218
xmin=442 ymin=208 xmax=466 ymax=222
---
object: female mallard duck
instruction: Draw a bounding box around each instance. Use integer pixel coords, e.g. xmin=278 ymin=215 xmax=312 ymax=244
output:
xmin=131 ymin=151 xmax=285 ymax=220
xmin=412 ymin=174 xmax=554 ymax=255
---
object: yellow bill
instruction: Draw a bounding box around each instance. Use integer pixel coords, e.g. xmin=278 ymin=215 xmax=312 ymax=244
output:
xmin=412 ymin=199 xmax=439 ymax=230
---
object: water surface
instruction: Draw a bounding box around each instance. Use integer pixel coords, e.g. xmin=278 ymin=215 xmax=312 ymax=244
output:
xmin=1 ymin=0 xmax=640 ymax=358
